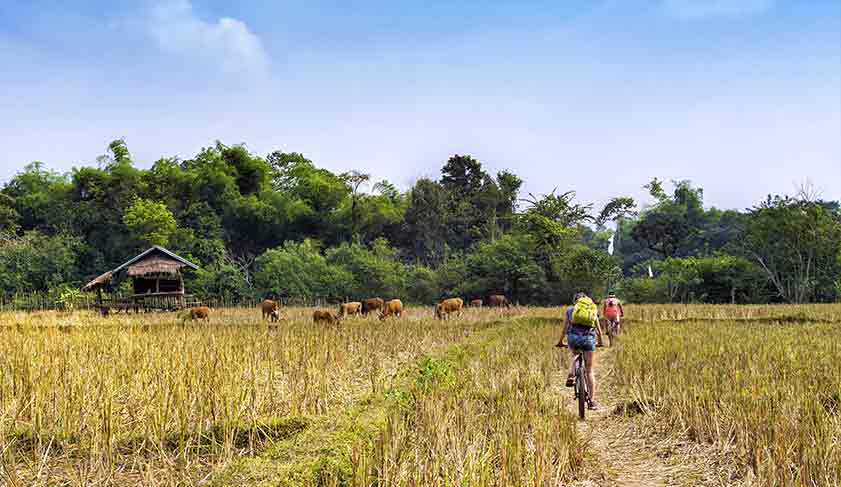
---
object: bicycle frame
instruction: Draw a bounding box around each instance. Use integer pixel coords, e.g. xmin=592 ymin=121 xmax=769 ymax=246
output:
xmin=573 ymin=351 xmax=590 ymax=419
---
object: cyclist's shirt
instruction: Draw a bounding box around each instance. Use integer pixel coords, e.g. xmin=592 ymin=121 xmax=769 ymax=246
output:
xmin=603 ymin=298 xmax=621 ymax=320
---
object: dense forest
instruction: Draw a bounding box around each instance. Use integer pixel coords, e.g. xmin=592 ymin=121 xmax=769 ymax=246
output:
xmin=0 ymin=139 xmax=839 ymax=305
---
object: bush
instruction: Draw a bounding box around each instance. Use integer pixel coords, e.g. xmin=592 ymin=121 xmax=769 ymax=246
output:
xmin=615 ymin=277 xmax=664 ymax=303
xmin=325 ymin=239 xmax=407 ymax=299
xmin=191 ymin=264 xmax=253 ymax=303
xmin=0 ymin=232 xmax=83 ymax=294
xmin=254 ymin=240 xmax=351 ymax=302
xmin=405 ymin=265 xmax=440 ymax=304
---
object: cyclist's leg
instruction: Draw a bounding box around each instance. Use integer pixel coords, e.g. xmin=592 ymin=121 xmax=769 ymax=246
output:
xmin=583 ymin=350 xmax=596 ymax=403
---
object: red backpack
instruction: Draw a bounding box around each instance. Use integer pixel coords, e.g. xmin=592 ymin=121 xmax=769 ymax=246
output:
xmin=604 ymin=298 xmax=619 ymax=320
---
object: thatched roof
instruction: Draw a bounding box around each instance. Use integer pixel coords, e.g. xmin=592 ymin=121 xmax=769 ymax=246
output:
xmin=81 ymin=246 xmax=198 ymax=291
xmin=126 ymin=255 xmax=183 ymax=277
xmin=113 ymin=246 xmax=198 ymax=275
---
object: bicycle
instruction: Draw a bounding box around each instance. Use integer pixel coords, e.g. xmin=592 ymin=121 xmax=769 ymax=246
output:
xmin=571 ymin=349 xmax=591 ymax=420
xmin=557 ymin=338 xmax=602 ymax=420
xmin=605 ymin=317 xmax=621 ymax=347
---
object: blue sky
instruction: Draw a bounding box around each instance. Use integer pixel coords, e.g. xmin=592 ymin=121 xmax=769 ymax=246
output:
xmin=1 ymin=0 xmax=839 ymax=210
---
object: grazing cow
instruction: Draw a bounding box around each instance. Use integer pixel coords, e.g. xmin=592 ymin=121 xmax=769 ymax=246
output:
xmin=488 ymin=294 xmax=511 ymax=308
xmin=379 ymin=299 xmax=403 ymax=321
xmin=261 ymin=299 xmax=281 ymax=322
xmin=313 ymin=309 xmax=341 ymax=325
xmin=338 ymin=301 xmax=362 ymax=318
xmin=469 ymin=299 xmax=483 ymax=308
xmin=361 ymin=297 xmax=385 ymax=316
xmin=183 ymin=306 xmax=211 ymax=323
xmin=435 ymin=297 xmax=464 ymax=320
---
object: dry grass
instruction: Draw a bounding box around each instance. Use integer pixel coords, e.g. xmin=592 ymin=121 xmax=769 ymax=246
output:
xmin=0 ymin=306 xmax=518 ymax=486
xmin=351 ymin=313 xmax=585 ymax=486
xmin=2 ymin=303 xmax=839 ymax=486
xmin=625 ymin=303 xmax=841 ymax=322
xmin=612 ymin=309 xmax=841 ymax=486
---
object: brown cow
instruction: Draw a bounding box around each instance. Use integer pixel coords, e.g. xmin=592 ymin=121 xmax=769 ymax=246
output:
xmin=435 ymin=297 xmax=463 ymax=320
xmin=313 ymin=309 xmax=341 ymax=325
xmin=261 ymin=299 xmax=281 ymax=322
xmin=338 ymin=301 xmax=362 ymax=318
xmin=469 ymin=299 xmax=483 ymax=307
xmin=379 ymin=299 xmax=403 ymax=321
xmin=182 ymin=306 xmax=210 ymax=323
xmin=488 ymin=294 xmax=511 ymax=308
xmin=361 ymin=297 xmax=384 ymax=316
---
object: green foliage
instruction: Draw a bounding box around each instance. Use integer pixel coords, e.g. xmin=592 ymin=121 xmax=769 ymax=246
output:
xmin=254 ymin=240 xmax=351 ymax=301
xmin=56 ymin=285 xmax=82 ymax=311
xmin=122 ymin=198 xmax=178 ymax=247
xmin=615 ymin=277 xmax=662 ymax=303
xmin=463 ymin=233 xmax=545 ymax=303
xmin=405 ymin=265 xmax=440 ymax=304
xmin=325 ymin=239 xmax=407 ymax=299
xmin=192 ymin=263 xmax=252 ymax=302
xmin=0 ymin=232 xmax=83 ymax=294
xmin=596 ymin=196 xmax=637 ymax=226
xmin=3 ymin=139 xmax=839 ymax=305
xmin=555 ymin=245 xmax=622 ymax=301
xmin=741 ymin=197 xmax=841 ymax=303
xmin=655 ymin=256 xmax=703 ymax=302
xmin=403 ymin=178 xmax=448 ymax=263
xmin=517 ymin=191 xmax=591 ymax=253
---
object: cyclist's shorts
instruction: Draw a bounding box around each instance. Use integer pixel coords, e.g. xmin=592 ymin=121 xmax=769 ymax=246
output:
xmin=567 ymin=326 xmax=596 ymax=351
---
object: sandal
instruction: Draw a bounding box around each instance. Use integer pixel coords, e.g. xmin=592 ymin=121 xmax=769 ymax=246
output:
xmin=565 ymin=374 xmax=575 ymax=387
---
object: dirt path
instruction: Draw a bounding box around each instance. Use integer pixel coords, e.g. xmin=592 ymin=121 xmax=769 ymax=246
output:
xmin=558 ymin=346 xmax=728 ymax=487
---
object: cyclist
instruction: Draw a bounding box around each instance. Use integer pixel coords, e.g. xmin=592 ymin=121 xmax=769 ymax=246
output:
xmin=556 ymin=291 xmax=605 ymax=409
xmin=602 ymin=291 xmax=624 ymax=341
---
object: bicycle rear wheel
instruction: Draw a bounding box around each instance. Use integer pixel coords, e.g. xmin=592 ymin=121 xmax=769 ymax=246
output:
xmin=576 ymin=363 xmax=587 ymax=420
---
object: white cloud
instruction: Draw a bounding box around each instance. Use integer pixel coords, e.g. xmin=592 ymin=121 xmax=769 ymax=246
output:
xmin=147 ymin=0 xmax=268 ymax=75
xmin=663 ymin=0 xmax=775 ymax=19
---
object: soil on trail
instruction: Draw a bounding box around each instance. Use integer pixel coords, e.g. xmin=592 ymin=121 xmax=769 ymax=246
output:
xmin=557 ymin=346 xmax=732 ymax=487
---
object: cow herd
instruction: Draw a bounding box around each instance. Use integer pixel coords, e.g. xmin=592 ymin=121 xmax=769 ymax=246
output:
xmin=253 ymin=294 xmax=511 ymax=325
xmin=180 ymin=294 xmax=511 ymax=324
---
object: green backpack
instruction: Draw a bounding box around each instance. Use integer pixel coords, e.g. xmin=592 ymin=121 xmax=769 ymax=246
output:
xmin=571 ymin=296 xmax=598 ymax=327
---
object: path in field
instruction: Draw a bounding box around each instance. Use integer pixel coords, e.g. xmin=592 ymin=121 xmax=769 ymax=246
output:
xmin=558 ymin=345 xmax=727 ymax=487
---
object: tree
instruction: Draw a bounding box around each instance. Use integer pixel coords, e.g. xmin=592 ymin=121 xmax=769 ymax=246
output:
xmin=555 ymin=245 xmax=622 ymax=301
xmin=596 ymin=197 xmax=637 ymax=226
xmin=0 ymin=232 xmax=83 ymax=294
xmin=3 ymin=162 xmax=74 ymax=234
xmin=97 ymin=139 xmax=132 ymax=169
xmin=265 ymin=150 xmax=349 ymax=240
xmin=253 ymin=240 xmax=351 ymax=301
xmin=655 ymin=257 xmax=702 ymax=302
xmin=463 ymin=233 xmax=545 ymax=304
xmin=123 ymin=198 xmax=178 ymax=247
xmin=631 ymin=209 xmax=691 ymax=258
xmin=192 ymin=263 xmax=252 ymax=302
xmin=403 ymin=178 xmax=448 ymax=263
xmin=741 ymin=197 xmax=841 ymax=303
xmin=325 ymin=239 xmax=407 ymax=298
xmin=693 ymin=254 xmax=764 ymax=304
xmin=341 ymin=170 xmax=371 ymax=240
xmin=0 ymin=194 xmax=20 ymax=234
xmin=517 ymin=191 xmax=592 ymax=251
xmin=440 ymin=154 xmax=486 ymax=196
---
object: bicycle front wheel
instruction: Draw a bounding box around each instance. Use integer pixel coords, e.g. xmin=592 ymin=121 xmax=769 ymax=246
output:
xmin=576 ymin=366 xmax=587 ymax=420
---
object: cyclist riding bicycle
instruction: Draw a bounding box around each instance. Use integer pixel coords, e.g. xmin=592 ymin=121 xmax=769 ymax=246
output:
xmin=602 ymin=291 xmax=624 ymax=338
xmin=556 ymin=291 xmax=604 ymax=410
